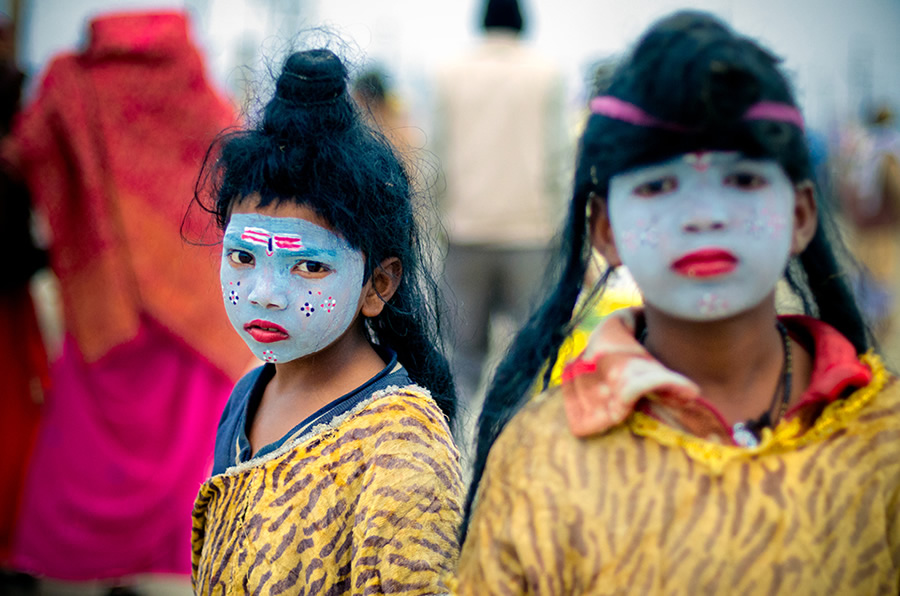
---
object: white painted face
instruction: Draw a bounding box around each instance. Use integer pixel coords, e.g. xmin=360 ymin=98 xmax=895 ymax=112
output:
xmin=607 ymin=151 xmax=795 ymax=321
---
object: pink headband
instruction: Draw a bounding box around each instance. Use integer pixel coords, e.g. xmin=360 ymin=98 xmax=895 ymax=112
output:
xmin=589 ymin=95 xmax=805 ymax=131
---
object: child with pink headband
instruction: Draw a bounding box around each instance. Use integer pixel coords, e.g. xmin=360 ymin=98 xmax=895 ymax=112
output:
xmin=453 ymin=11 xmax=900 ymax=593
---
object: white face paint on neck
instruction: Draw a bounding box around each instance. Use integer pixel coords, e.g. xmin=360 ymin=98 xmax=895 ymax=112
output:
xmin=607 ymin=151 xmax=795 ymax=321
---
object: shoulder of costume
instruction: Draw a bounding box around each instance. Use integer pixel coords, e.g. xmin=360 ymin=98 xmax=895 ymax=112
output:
xmin=856 ymin=357 xmax=900 ymax=419
xmin=483 ymin=385 xmax=571 ymax=472
xmin=217 ymin=383 xmax=449 ymax=477
xmin=360 ymin=383 xmax=452 ymax=434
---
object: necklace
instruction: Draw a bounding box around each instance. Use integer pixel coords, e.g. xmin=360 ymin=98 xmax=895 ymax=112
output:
xmin=732 ymin=321 xmax=792 ymax=448
xmin=636 ymin=320 xmax=793 ymax=448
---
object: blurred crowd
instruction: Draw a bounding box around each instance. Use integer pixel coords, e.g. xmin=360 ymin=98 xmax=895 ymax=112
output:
xmin=829 ymin=104 xmax=900 ymax=346
xmin=1 ymin=1 xmax=899 ymax=595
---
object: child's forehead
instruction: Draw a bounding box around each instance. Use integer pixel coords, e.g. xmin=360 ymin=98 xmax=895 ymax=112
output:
xmin=230 ymin=195 xmax=332 ymax=230
xmin=224 ymin=212 xmax=352 ymax=251
xmin=615 ymin=150 xmax=780 ymax=178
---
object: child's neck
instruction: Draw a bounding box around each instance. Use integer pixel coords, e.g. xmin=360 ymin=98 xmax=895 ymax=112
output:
xmin=249 ymin=323 xmax=387 ymax=454
xmin=271 ymin=326 xmax=384 ymax=396
xmin=641 ymin=302 xmax=810 ymax=426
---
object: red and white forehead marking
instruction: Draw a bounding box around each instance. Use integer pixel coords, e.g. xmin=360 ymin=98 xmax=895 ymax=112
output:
xmin=240 ymin=227 xmax=304 ymax=256
xmin=682 ymin=151 xmax=712 ymax=172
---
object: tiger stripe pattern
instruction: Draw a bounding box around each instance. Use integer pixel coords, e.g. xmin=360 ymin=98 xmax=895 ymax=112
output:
xmin=454 ymin=362 xmax=900 ymax=595
xmin=192 ymin=386 xmax=462 ymax=595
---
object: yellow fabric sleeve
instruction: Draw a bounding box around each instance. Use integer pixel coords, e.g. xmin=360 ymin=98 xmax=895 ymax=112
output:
xmin=350 ymin=396 xmax=464 ymax=594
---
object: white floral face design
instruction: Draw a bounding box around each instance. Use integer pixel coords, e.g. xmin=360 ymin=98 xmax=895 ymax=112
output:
xmin=220 ymin=213 xmax=365 ymax=363
xmin=607 ymin=151 xmax=795 ymax=321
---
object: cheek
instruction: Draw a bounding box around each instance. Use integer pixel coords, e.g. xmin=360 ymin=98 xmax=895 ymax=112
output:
xmin=612 ymin=202 xmax=671 ymax=259
xmin=223 ymin=279 xmax=244 ymax=306
xmin=737 ymin=194 xmax=792 ymax=241
xmin=734 ymin=203 xmax=767 ymax=238
xmin=290 ymin=275 xmax=360 ymax=323
xmin=619 ymin=217 xmax=662 ymax=252
xmin=298 ymin=289 xmax=330 ymax=317
xmin=220 ymin=260 xmax=246 ymax=307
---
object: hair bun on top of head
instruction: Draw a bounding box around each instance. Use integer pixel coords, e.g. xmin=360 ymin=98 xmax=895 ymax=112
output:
xmin=275 ymin=49 xmax=348 ymax=106
xmin=262 ymin=48 xmax=355 ymax=141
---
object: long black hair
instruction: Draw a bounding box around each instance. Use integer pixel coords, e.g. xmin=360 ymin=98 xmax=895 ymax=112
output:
xmin=461 ymin=10 xmax=873 ymax=537
xmin=194 ymin=48 xmax=456 ymax=425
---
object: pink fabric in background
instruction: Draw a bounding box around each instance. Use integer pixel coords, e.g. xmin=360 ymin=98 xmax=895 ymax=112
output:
xmin=12 ymin=317 xmax=233 ymax=580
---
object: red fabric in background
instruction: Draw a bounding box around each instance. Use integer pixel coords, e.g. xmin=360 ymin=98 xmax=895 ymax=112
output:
xmin=0 ymin=287 xmax=47 ymax=564
xmin=12 ymin=10 xmax=246 ymax=380
xmin=7 ymin=11 xmax=249 ymax=580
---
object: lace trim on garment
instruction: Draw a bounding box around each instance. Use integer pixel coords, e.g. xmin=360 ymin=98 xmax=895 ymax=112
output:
xmin=627 ymin=352 xmax=889 ymax=474
xmin=220 ymin=384 xmax=435 ymax=477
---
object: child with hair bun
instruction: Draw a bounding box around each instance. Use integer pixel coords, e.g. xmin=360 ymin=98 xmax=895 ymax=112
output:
xmin=190 ymin=48 xmax=462 ymax=594
xmin=455 ymin=11 xmax=900 ymax=594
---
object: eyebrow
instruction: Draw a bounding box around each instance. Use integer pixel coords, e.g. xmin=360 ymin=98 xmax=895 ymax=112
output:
xmin=622 ymin=163 xmax=675 ymax=180
xmin=292 ymin=247 xmax=340 ymax=259
xmin=629 ymin=155 xmax=762 ymax=177
xmin=224 ymin=234 xmax=340 ymax=258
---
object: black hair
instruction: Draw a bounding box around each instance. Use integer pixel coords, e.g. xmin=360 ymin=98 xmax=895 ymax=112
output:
xmin=194 ymin=48 xmax=456 ymax=425
xmin=482 ymin=0 xmax=524 ymax=34
xmin=461 ymin=10 xmax=874 ymax=538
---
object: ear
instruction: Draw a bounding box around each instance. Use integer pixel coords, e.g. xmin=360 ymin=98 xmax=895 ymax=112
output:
xmin=791 ymin=181 xmax=818 ymax=255
xmin=361 ymin=257 xmax=402 ymax=318
xmin=588 ymin=193 xmax=622 ymax=267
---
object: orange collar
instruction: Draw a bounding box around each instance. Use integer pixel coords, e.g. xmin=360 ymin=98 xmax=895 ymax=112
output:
xmin=560 ymin=309 xmax=872 ymax=440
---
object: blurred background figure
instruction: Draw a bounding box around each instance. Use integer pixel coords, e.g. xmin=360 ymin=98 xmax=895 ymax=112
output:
xmin=5 ymin=10 xmax=248 ymax=595
xmin=834 ymin=102 xmax=900 ymax=342
xmin=0 ymin=12 xmax=47 ymax=596
xmin=431 ymin=0 xmax=569 ymax=408
xmin=351 ymin=65 xmax=421 ymax=159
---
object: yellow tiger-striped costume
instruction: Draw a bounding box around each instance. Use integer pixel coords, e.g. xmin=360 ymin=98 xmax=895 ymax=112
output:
xmin=191 ymin=386 xmax=462 ymax=595
xmin=454 ymin=360 xmax=900 ymax=595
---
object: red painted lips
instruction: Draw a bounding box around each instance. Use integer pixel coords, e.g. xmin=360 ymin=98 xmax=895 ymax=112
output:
xmin=244 ymin=320 xmax=289 ymax=343
xmin=671 ymin=248 xmax=737 ymax=278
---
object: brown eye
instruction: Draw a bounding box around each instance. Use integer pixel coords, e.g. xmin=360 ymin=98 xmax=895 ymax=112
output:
xmin=228 ymin=250 xmax=254 ymax=266
xmin=725 ymin=172 xmax=768 ymax=190
xmin=293 ymin=261 xmax=332 ymax=278
xmin=634 ymin=177 xmax=678 ymax=197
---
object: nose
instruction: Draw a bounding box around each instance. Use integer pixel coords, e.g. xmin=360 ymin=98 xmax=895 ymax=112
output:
xmin=682 ymin=215 xmax=727 ymax=233
xmin=681 ymin=191 xmax=729 ymax=233
xmin=247 ymin=273 xmax=288 ymax=310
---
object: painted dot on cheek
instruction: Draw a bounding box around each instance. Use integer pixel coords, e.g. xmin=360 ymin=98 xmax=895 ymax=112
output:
xmin=745 ymin=218 xmax=766 ymax=237
xmin=320 ymin=297 xmax=337 ymax=313
xmin=621 ymin=231 xmax=638 ymax=251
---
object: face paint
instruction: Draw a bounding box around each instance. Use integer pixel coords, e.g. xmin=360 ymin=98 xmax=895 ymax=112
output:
xmin=607 ymin=151 xmax=795 ymax=321
xmin=220 ymin=213 xmax=365 ymax=363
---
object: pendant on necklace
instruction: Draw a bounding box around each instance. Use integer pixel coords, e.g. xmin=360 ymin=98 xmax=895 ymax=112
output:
xmin=732 ymin=422 xmax=759 ymax=448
